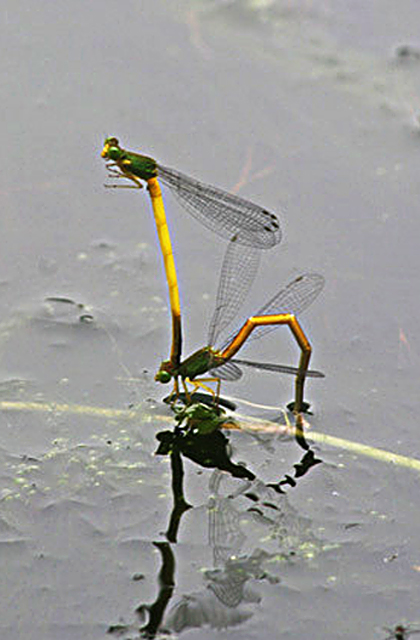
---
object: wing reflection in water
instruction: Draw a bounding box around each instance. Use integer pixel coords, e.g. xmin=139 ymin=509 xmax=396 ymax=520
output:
xmin=109 ymin=414 xmax=325 ymax=638
xmin=163 ymin=465 xmax=325 ymax=634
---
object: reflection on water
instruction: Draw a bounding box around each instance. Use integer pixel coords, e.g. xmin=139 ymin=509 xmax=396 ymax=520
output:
xmin=109 ymin=408 xmax=327 ymax=637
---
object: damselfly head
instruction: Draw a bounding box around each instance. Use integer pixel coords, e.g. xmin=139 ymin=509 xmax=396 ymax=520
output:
xmin=155 ymin=360 xmax=173 ymax=384
xmin=101 ymin=137 xmax=121 ymax=159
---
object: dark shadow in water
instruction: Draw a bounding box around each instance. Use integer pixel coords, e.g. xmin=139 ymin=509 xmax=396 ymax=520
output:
xmin=135 ymin=542 xmax=175 ymax=640
xmin=108 ymin=405 xmax=323 ymax=638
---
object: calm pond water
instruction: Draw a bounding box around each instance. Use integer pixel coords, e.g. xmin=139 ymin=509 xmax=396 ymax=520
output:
xmin=1 ymin=1 xmax=420 ymax=638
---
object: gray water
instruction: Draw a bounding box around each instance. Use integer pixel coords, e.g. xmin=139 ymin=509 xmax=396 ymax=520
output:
xmin=1 ymin=1 xmax=420 ymax=638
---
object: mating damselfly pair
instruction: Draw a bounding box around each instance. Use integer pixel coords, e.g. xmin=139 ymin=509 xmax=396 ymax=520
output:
xmin=101 ymin=137 xmax=324 ymax=414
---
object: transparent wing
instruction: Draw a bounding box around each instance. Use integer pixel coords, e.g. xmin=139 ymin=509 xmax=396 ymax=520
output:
xmin=255 ymin=274 xmax=325 ymax=317
xmin=210 ymin=360 xmax=243 ymax=381
xmin=207 ymin=239 xmax=261 ymax=347
xmin=231 ymin=358 xmax=325 ymax=378
xmin=220 ymin=273 xmax=325 ymax=349
xmin=158 ymin=164 xmax=281 ymax=249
